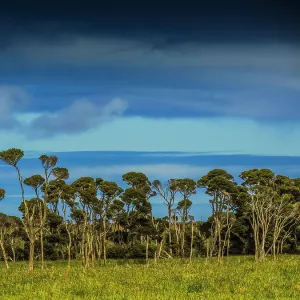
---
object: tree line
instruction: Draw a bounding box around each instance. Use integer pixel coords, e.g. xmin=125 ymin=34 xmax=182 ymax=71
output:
xmin=1 ymin=148 xmax=300 ymax=271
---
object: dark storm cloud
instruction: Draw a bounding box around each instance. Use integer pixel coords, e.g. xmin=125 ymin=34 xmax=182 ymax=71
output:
xmin=0 ymin=0 xmax=300 ymax=135
xmin=0 ymin=0 xmax=298 ymax=73
xmin=0 ymin=0 xmax=299 ymax=69
xmin=0 ymin=0 xmax=299 ymax=44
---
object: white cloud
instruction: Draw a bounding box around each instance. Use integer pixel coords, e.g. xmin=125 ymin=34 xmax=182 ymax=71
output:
xmin=26 ymin=97 xmax=128 ymax=137
xmin=0 ymin=95 xmax=128 ymax=137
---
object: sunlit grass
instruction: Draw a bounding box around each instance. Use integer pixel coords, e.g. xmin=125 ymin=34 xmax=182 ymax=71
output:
xmin=1 ymin=256 xmax=300 ymax=299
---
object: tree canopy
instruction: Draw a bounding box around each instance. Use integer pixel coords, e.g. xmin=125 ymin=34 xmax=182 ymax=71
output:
xmin=1 ymin=148 xmax=300 ymax=269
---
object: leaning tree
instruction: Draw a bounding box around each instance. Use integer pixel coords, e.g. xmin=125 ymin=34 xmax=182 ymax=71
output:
xmin=0 ymin=148 xmax=37 ymax=271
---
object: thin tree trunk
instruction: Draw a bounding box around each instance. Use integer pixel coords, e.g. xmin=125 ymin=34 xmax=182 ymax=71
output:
xmin=29 ymin=239 xmax=35 ymax=271
xmin=168 ymin=206 xmax=172 ymax=255
xmin=11 ymin=245 xmax=16 ymax=262
xmin=16 ymin=166 xmax=36 ymax=271
xmin=0 ymin=240 xmax=9 ymax=270
xmin=157 ymin=239 xmax=164 ymax=263
xmin=226 ymin=228 xmax=231 ymax=257
xmin=189 ymin=220 xmax=194 ymax=263
xmin=40 ymin=229 xmax=44 ymax=269
xmin=146 ymin=235 xmax=149 ymax=266
xmin=103 ymin=218 xmax=107 ymax=266
xmin=67 ymin=229 xmax=72 ymax=268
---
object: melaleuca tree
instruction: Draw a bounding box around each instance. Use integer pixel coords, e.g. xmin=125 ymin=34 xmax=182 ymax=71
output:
xmin=122 ymin=172 xmax=155 ymax=228
xmin=267 ymin=175 xmax=300 ymax=258
xmin=71 ymin=177 xmax=97 ymax=267
xmin=120 ymin=188 xmax=152 ymax=243
xmin=23 ymin=175 xmax=45 ymax=266
xmin=239 ymin=169 xmax=277 ymax=261
xmin=24 ymin=165 xmax=69 ymax=268
xmin=0 ymin=148 xmax=36 ymax=271
xmin=176 ymin=198 xmax=193 ymax=258
xmin=171 ymin=178 xmax=197 ymax=258
xmin=47 ymin=180 xmax=76 ymax=267
xmin=96 ymin=180 xmax=123 ymax=265
xmin=39 ymin=155 xmax=69 ymax=268
xmin=152 ymin=179 xmax=177 ymax=255
xmin=198 ymin=169 xmax=237 ymax=262
xmin=18 ymin=198 xmax=46 ymax=268
xmin=122 ymin=172 xmax=156 ymax=264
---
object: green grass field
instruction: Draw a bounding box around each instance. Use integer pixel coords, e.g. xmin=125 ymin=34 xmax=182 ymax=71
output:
xmin=1 ymin=256 xmax=300 ymax=299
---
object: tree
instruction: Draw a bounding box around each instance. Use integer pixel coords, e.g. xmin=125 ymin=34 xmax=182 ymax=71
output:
xmin=172 ymin=178 xmax=197 ymax=258
xmin=71 ymin=177 xmax=97 ymax=267
xmin=239 ymin=169 xmax=276 ymax=261
xmin=39 ymin=155 xmax=69 ymax=268
xmin=122 ymin=172 xmax=156 ymax=264
xmin=23 ymin=175 xmax=45 ymax=267
xmin=47 ymin=180 xmax=76 ymax=267
xmin=267 ymin=175 xmax=300 ymax=258
xmin=96 ymin=180 xmax=123 ymax=265
xmin=198 ymin=169 xmax=237 ymax=262
xmin=0 ymin=148 xmax=36 ymax=271
xmin=152 ymin=179 xmax=177 ymax=255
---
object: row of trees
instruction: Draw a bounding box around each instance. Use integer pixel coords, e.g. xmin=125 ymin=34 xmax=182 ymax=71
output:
xmin=1 ymin=148 xmax=300 ymax=271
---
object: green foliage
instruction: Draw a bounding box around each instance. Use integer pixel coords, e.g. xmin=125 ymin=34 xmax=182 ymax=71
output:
xmin=198 ymin=169 xmax=236 ymax=195
xmin=172 ymin=178 xmax=197 ymax=198
xmin=0 ymin=148 xmax=24 ymax=167
xmin=52 ymin=167 xmax=69 ymax=180
xmin=122 ymin=172 xmax=150 ymax=189
xmin=24 ymin=175 xmax=45 ymax=196
xmin=0 ymin=188 xmax=5 ymax=200
xmin=39 ymin=155 xmax=58 ymax=170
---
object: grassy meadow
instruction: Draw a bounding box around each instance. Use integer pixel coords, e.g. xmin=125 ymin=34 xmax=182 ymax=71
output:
xmin=1 ymin=256 xmax=300 ymax=299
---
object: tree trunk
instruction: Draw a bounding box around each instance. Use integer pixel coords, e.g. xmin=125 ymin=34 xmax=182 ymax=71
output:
xmin=168 ymin=206 xmax=172 ymax=255
xmin=29 ymin=239 xmax=35 ymax=271
xmin=189 ymin=220 xmax=194 ymax=263
xmin=226 ymin=229 xmax=231 ymax=257
xmin=67 ymin=229 xmax=72 ymax=268
xmin=40 ymin=229 xmax=44 ymax=269
xmin=146 ymin=235 xmax=149 ymax=266
xmin=103 ymin=218 xmax=107 ymax=266
xmin=157 ymin=239 xmax=164 ymax=263
xmin=0 ymin=240 xmax=9 ymax=270
xmin=11 ymin=245 xmax=16 ymax=262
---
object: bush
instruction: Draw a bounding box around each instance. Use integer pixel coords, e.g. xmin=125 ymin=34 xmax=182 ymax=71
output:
xmin=126 ymin=243 xmax=156 ymax=259
xmin=107 ymin=245 xmax=127 ymax=258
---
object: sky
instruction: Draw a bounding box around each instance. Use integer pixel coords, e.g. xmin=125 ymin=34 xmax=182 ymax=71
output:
xmin=0 ymin=0 xmax=300 ymax=219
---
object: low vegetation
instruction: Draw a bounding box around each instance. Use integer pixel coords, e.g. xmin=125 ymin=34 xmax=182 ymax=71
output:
xmin=1 ymin=256 xmax=300 ymax=299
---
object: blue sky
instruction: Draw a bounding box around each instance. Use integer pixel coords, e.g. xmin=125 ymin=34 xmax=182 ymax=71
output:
xmin=0 ymin=0 xmax=300 ymax=219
